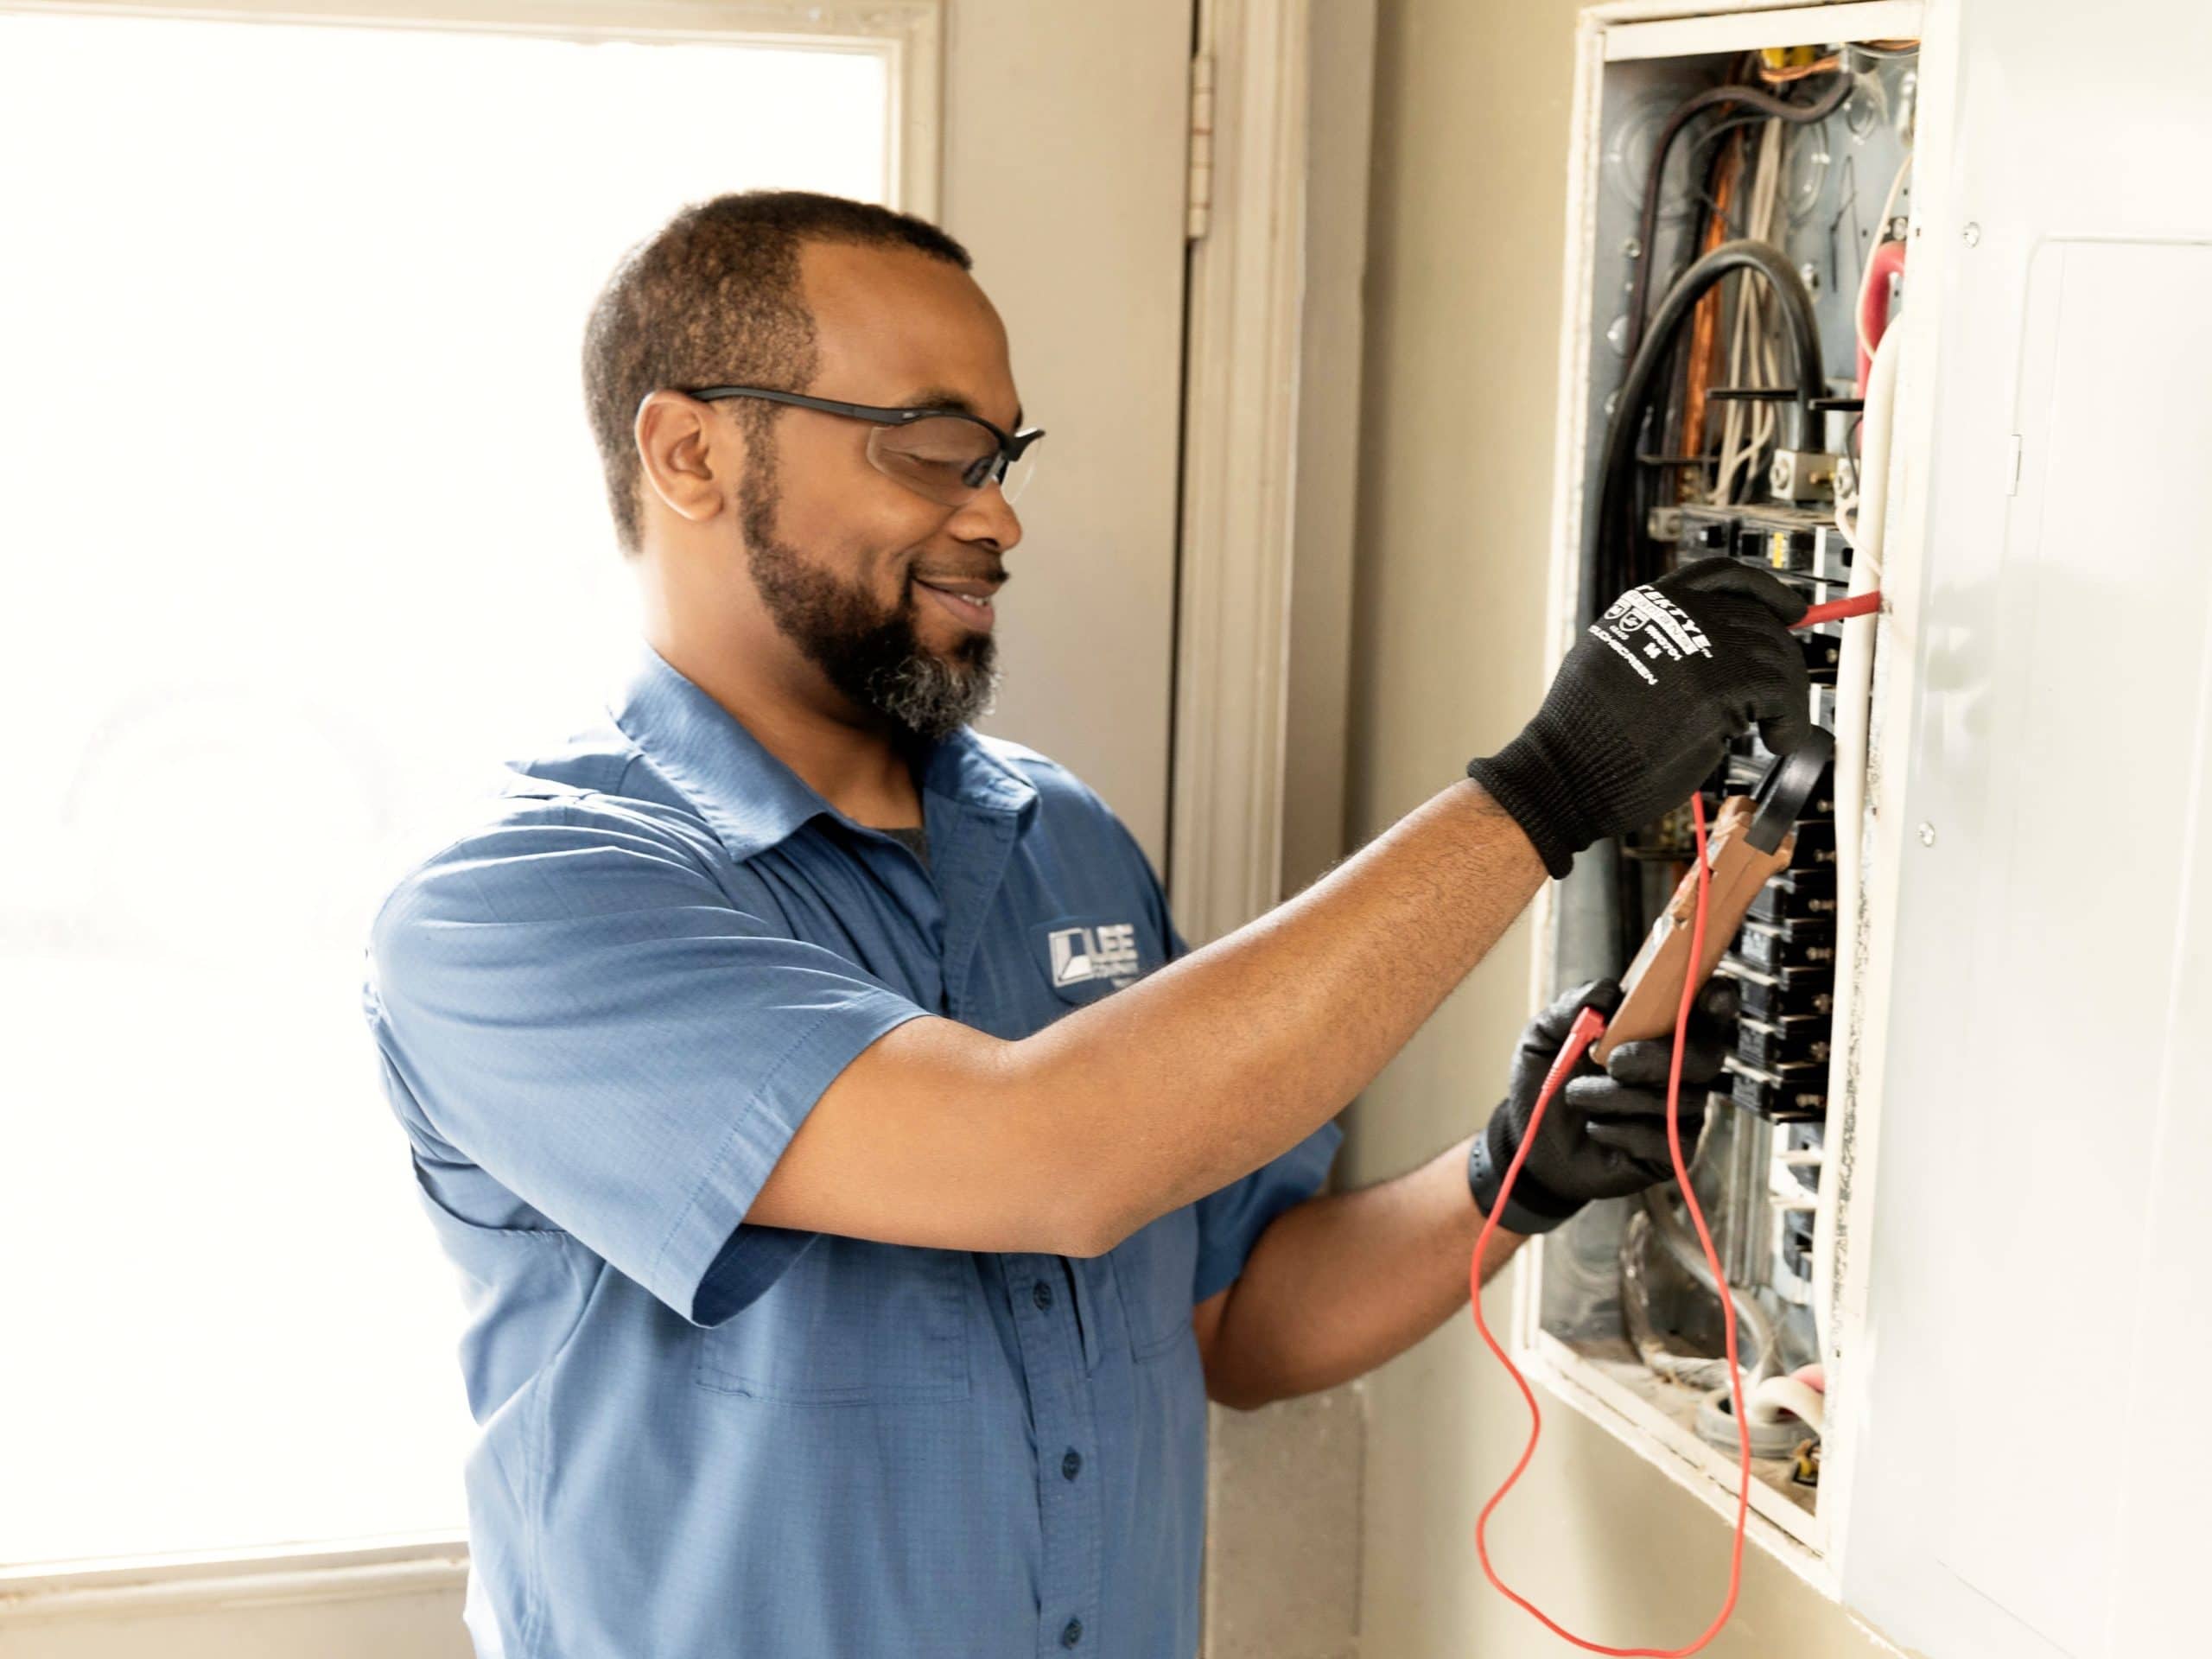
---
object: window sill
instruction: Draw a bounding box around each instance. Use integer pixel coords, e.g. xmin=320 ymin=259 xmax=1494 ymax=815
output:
xmin=0 ymin=1535 xmax=468 ymax=1627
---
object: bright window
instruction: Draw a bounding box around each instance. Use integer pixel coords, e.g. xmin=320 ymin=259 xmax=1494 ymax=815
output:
xmin=0 ymin=7 xmax=888 ymax=1565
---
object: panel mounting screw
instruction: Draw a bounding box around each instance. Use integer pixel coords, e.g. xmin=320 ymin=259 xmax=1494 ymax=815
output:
xmin=1962 ymin=223 xmax=1981 ymax=246
xmin=1917 ymin=823 xmax=1937 ymax=847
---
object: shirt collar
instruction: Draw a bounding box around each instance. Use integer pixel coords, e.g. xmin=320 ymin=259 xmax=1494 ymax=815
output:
xmin=606 ymin=638 xmax=1036 ymax=861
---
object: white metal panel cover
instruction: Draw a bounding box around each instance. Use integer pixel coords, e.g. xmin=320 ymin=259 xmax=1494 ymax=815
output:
xmin=1843 ymin=6 xmax=2212 ymax=1648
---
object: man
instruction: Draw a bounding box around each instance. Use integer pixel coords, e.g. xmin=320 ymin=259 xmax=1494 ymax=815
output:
xmin=364 ymin=190 xmax=1809 ymax=1658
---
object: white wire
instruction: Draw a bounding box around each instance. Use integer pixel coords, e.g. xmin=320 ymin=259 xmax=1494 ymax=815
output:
xmin=1811 ymin=321 xmax=1901 ymax=1365
xmin=1746 ymin=1375 xmax=1827 ymax=1435
xmin=1712 ymin=118 xmax=1786 ymax=505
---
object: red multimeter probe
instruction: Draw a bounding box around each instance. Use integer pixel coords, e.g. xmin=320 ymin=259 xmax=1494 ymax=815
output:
xmin=1468 ymin=588 xmax=1878 ymax=1656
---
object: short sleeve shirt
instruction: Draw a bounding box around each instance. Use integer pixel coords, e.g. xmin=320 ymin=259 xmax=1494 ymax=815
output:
xmin=362 ymin=639 xmax=1341 ymax=1659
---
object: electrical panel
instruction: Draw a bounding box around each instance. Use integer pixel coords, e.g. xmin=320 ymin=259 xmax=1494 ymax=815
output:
xmin=1528 ymin=14 xmax=2212 ymax=1657
xmin=1526 ymin=5 xmax=1919 ymax=1565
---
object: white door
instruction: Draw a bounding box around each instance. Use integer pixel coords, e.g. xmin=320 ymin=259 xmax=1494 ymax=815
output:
xmin=0 ymin=1 xmax=1195 ymax=1652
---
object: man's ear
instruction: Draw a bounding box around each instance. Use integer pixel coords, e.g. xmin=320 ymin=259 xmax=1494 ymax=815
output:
xmin=634 ymin=390 xmax=734 ymax=529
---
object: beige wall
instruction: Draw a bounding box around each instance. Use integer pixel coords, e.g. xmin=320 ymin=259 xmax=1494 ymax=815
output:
xmin=1340 ymin=3 xmax=1899 ymax=1655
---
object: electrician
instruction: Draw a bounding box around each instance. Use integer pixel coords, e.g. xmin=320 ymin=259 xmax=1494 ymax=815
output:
xmin=362 ymin=190 xmax=1810 ymax=1659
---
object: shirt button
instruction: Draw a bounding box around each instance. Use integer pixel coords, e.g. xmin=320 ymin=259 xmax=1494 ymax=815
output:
xmin=1062 ymin=1449 xmax=1083 ymax=1482
xmin=1060 ymin=1618 xmax=1084 ymax=1648
xmin=1033 ymin=1280 xmax=1055 ymax=1311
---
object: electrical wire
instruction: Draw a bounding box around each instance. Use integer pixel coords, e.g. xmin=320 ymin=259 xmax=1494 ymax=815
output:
xmin=1585 ymin=235 xmax=1823 ymax=968
xmin=1623 ymin=72 xmax=1853 ymax=364
xmin=1621 ymin=1210 xmax=1738 ymax=1393
xmin=1640 ymin=1185 xmax=1779 ymax=1383
xmin=1813 ymin=329 xmax=1901 ymax=1363
xmin=1712 ymin=120 xmax=1788 ymax=507
xmin=1853 ymin=152 xmax=1914 ymax=377
xmin=1746 ymin=1374 xmax=1827 ymax=1436
xmin=1800 ymin=591 xmax=1879 ymax=626
xmin=1756 ymin=54 xmax=1841 ymax=83
xmin=1679 ymin=128 xmax=1745 ymax=472
xmin=1471 ymin=792 xmax=1748 ymax=1657
xmin=1588 ymin=239 xmax=1823 ymax=626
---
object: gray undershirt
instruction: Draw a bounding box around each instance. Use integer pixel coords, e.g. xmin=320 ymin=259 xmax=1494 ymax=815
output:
xmin=876 ymin=823 xmax=931 ymax=870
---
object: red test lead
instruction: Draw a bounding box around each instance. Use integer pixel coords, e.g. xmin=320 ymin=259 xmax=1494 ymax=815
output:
xmin=1468 ymin=584 xmax=1880 ymax=1653
xmin=1469 ymin=794 xmax=1739 ymax=1656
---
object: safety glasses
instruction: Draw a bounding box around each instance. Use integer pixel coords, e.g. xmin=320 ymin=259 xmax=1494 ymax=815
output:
xmin=679 ymin=385 xmax=1046 ymax=507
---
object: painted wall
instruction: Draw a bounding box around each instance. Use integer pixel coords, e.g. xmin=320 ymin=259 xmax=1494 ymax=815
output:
xmin=1340 ymin=3 xmax=1904 ymax=1655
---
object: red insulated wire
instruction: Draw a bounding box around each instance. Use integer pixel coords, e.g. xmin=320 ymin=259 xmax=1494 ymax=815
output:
xmin=1470 ymin=791 xmax=1750 ymax=1656
xmin=1798 ymin=591 xmax=1879 ymax=626
xmin=1855 ymin=238 xmax=1908 ymax=391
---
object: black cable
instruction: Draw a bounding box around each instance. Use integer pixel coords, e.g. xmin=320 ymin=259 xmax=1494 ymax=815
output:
xmin=1623 ymin=73 xmax=1854 ymax=364
xmin=1585 ymin=239 xmax=1822 ymax=631
xmin=1580 ymin=242 xmax=1824 ymax=969
xmin=1680 ymin=113 xmax=1774 ymax=237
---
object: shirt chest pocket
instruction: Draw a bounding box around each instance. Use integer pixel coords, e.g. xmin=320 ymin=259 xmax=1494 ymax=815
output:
xmin=1110 ymin=1205 xmax=1200 ymax=1363
xmin=694 ymin=1236 xmax=969 ymax=1406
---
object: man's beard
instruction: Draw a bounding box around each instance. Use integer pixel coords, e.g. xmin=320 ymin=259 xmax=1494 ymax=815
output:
xmin=739 ymin=448 xmax=1000 ymax=743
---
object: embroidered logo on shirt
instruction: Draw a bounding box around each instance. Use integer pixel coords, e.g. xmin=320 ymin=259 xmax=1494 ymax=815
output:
xmin=1048 ymin=923 xmax=1141 ymax=989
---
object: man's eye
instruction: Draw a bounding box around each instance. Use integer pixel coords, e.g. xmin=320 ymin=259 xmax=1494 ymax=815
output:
xmin=886 ymin=454 xmax=971 ymax=480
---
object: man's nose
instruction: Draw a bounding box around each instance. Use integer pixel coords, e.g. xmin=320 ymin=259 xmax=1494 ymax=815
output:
xmin=947 ymin=480 xmax=1022 ymax=552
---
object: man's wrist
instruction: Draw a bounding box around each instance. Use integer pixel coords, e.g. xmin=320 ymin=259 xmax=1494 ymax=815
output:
xmin=1465 ymin=732 xmax=1586 ymax=880
xmin=1445 ymin=777 xmax=1551 ymax=887
xmin=1465 ymin=1122 xmax=1586 ymax=1235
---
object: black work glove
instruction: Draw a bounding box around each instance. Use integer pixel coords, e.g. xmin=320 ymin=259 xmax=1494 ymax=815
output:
xmin=1467 ymin=976 xmax=1738 ymax=1235
xmin=1468 ymin=561 xmax=1814 ymax=877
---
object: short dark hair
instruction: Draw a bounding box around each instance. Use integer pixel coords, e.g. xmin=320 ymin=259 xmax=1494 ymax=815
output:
xmin=581 ymin=190 xmax=974 ymax=557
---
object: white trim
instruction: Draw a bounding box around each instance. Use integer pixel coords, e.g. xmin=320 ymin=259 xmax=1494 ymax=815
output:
xmin=1602 ymin=0 xmax=1923 ymax=61
xmin=1523 ymin=5 xmax=1613 ymax=1021
xmin=0 ymin=1538 xmax=468 ymax=1625
xmin=1166 ymin=0 xmax=1311 ymax=942
xmin=0 ymin=0 xmax=944 ymax=219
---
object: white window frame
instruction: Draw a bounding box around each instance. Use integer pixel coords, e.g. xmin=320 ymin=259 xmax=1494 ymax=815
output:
xmin=0 ymin=0 xmax=938 ymax=1625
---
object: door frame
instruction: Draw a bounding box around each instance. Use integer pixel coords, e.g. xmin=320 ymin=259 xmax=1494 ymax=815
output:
xmin=1166 ymin=0 xmax=1314 ymax=944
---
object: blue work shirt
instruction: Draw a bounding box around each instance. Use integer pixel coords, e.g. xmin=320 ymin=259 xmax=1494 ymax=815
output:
xmin=363 ymin=639 xmax=1341 ymax=1659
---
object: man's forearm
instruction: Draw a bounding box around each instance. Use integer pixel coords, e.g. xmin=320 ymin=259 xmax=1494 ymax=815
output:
xmin=1024 ymin=781 xmax=1544 ymax=1245
xmin=1197 ymin=1138 xmax=1523 ymax=1409
xmin=753 ymin=781 xmax=1543 ymax=1255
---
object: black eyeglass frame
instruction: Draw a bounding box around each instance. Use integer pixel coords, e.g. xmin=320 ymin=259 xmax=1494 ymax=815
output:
xmin=677 ymin=385 xmax=1046 ymax=494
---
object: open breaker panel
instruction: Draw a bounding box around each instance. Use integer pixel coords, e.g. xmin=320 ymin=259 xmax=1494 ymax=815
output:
xmin=1516 ymin=3 xmax=2212 ymax=1649
xmin=1520 ymin=1 xmax=1927 ymax=1577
